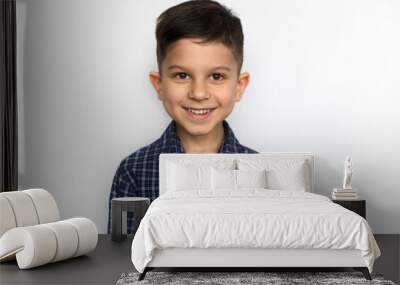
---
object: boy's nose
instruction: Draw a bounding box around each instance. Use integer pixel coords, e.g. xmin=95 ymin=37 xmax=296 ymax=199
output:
xmin=189 ymin=80 xmax=210 ymax=100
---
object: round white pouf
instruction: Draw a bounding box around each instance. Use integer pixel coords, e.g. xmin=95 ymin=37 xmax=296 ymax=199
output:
xmin=0 ymin=218 xmax=98 ymax=269
xmin=0 ymin=191 xmax=39 ymax=227
xmin=0 ymin=225 xmax=57 ymax=269
xmin=0 ymin=196 xmax=17 ymax=237
xmin=41 ymin=221 xmax=79 ymax=262
xmin=64 ymin=217 xmax=98 ymax=257
xmin=23 ymin=188 xmax=60 ymax=224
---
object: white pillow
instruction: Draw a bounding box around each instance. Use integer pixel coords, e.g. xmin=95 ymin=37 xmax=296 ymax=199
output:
xmin=267 ymin=166 xmax=306 ymax=191
xmin=166 ymin=161 xmax=212 ymax=192
xmin=211 ymin=168 xmax=237 ymax=190
xmin=211 ymin=168 xmax=268 ymax=190
xmin=237 ymin=159 xmax=308 ymax=191
xmin=236 ymin=169 xmax=268 ymax=189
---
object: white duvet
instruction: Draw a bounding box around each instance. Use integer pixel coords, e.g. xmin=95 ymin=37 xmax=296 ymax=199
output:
xmin=131 ymin=189 xmax=381 ymax=273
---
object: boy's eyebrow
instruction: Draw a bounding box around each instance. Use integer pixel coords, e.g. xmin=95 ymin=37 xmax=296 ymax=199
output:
xmin=167 ymin=65 xmax=232 ymax=72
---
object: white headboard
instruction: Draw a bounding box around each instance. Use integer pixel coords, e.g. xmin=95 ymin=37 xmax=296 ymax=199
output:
xmin=159 ymin=152 xmax=314 ymax=195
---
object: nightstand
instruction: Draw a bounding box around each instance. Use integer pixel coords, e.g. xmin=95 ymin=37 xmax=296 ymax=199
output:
xmin=332 ymin=199 xmax=366 ymax=219
xmin=111 ymin=197 xmax=150 ymax=242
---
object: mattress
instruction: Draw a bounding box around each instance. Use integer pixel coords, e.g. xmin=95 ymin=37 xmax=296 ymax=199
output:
xmin=131 ymin=189 xmax=381 ymax=273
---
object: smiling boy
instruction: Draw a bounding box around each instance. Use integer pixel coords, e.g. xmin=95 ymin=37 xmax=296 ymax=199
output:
xmin=107 ymin=0 xmax=258 ymax=234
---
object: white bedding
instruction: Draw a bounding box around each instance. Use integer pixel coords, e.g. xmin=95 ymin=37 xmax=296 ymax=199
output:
xmin=131 ymin=189 xmax=381 ymax=273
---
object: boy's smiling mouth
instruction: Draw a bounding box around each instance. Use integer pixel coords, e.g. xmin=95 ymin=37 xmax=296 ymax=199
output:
xmin=183 ymin=106 xmax=217 ymax=121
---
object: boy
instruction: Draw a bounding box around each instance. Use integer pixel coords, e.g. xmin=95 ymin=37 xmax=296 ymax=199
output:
xmin=107 ymin=0 xmax=258 ymax=234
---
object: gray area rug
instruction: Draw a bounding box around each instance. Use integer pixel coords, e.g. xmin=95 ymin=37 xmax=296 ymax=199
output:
xmin=116 ymin=271 xmax=397 ymax=285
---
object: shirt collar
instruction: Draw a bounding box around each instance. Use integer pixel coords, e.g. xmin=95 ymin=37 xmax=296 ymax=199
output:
xmin=160 ymin=119 xmax=240 ymax=153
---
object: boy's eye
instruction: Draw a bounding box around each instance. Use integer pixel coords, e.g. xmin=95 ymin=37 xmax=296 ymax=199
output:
xmin=172 ymin=72 xmax=225 ymax=81
xmin=174 ymin=72 xmax=189 ymax=80
xmin=210 ymin=73 xmax=225 ymax=81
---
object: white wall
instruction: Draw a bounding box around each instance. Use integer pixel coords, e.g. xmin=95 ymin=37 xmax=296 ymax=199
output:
xmin=17 ymin=0 xmax=400 ymax=234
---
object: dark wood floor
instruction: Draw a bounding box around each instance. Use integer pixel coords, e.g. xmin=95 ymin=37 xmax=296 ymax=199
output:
xmin=373 ymin=234 xmax=400 ymax=284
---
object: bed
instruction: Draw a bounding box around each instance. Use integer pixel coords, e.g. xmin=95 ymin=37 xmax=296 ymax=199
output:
xmin=130 ymin=153 xmax=381 ymax=281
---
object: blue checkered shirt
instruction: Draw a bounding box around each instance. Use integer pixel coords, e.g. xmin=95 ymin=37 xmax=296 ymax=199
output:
xmin=107 ymin=119 xmax=258 ymax=234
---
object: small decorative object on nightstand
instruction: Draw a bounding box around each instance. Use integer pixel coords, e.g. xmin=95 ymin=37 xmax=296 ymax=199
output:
xmin=332 ymin=156 xmax=366 ymax=218
xmin=332 ymin=199 xmax=366 ymax=219
xmin=342 ymin=156 xmax=353 ymax=190
xmin=111 ymin=197 xmax=150 ymax=242
xmin=332 ymin=187 xmax=358 ymax=200
xmin=332 ymin=156 xmax=359 ymax=200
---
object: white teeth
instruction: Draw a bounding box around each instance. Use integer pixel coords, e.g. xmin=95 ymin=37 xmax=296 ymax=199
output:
xmin=187 ymin=108 xmax=212 ymax=115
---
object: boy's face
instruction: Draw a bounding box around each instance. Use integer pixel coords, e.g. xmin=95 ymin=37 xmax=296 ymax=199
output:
xmin=149 ymin=38 xmax=249 ymax=136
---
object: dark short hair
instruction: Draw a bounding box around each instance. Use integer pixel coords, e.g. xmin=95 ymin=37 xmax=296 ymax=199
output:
xmin=155 ymin=0 xmax=244 ymax=75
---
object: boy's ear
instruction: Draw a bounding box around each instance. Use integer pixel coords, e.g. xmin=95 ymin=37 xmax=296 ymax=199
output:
xmin=149 ymin=71 xmax=163 ymax=101
xmin=234 ymin=72 xmax=250 ymax=102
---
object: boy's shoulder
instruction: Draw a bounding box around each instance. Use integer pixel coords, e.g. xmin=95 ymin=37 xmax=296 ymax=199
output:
xmin=118 ymin=138 xmax=165 ymax=175
xmin=116 ymin=122 xmax=176 ymax=179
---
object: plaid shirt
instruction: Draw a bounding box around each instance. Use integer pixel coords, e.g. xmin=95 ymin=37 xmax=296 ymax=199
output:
xmin=107 ymin=119 xmax=258 ymax=234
